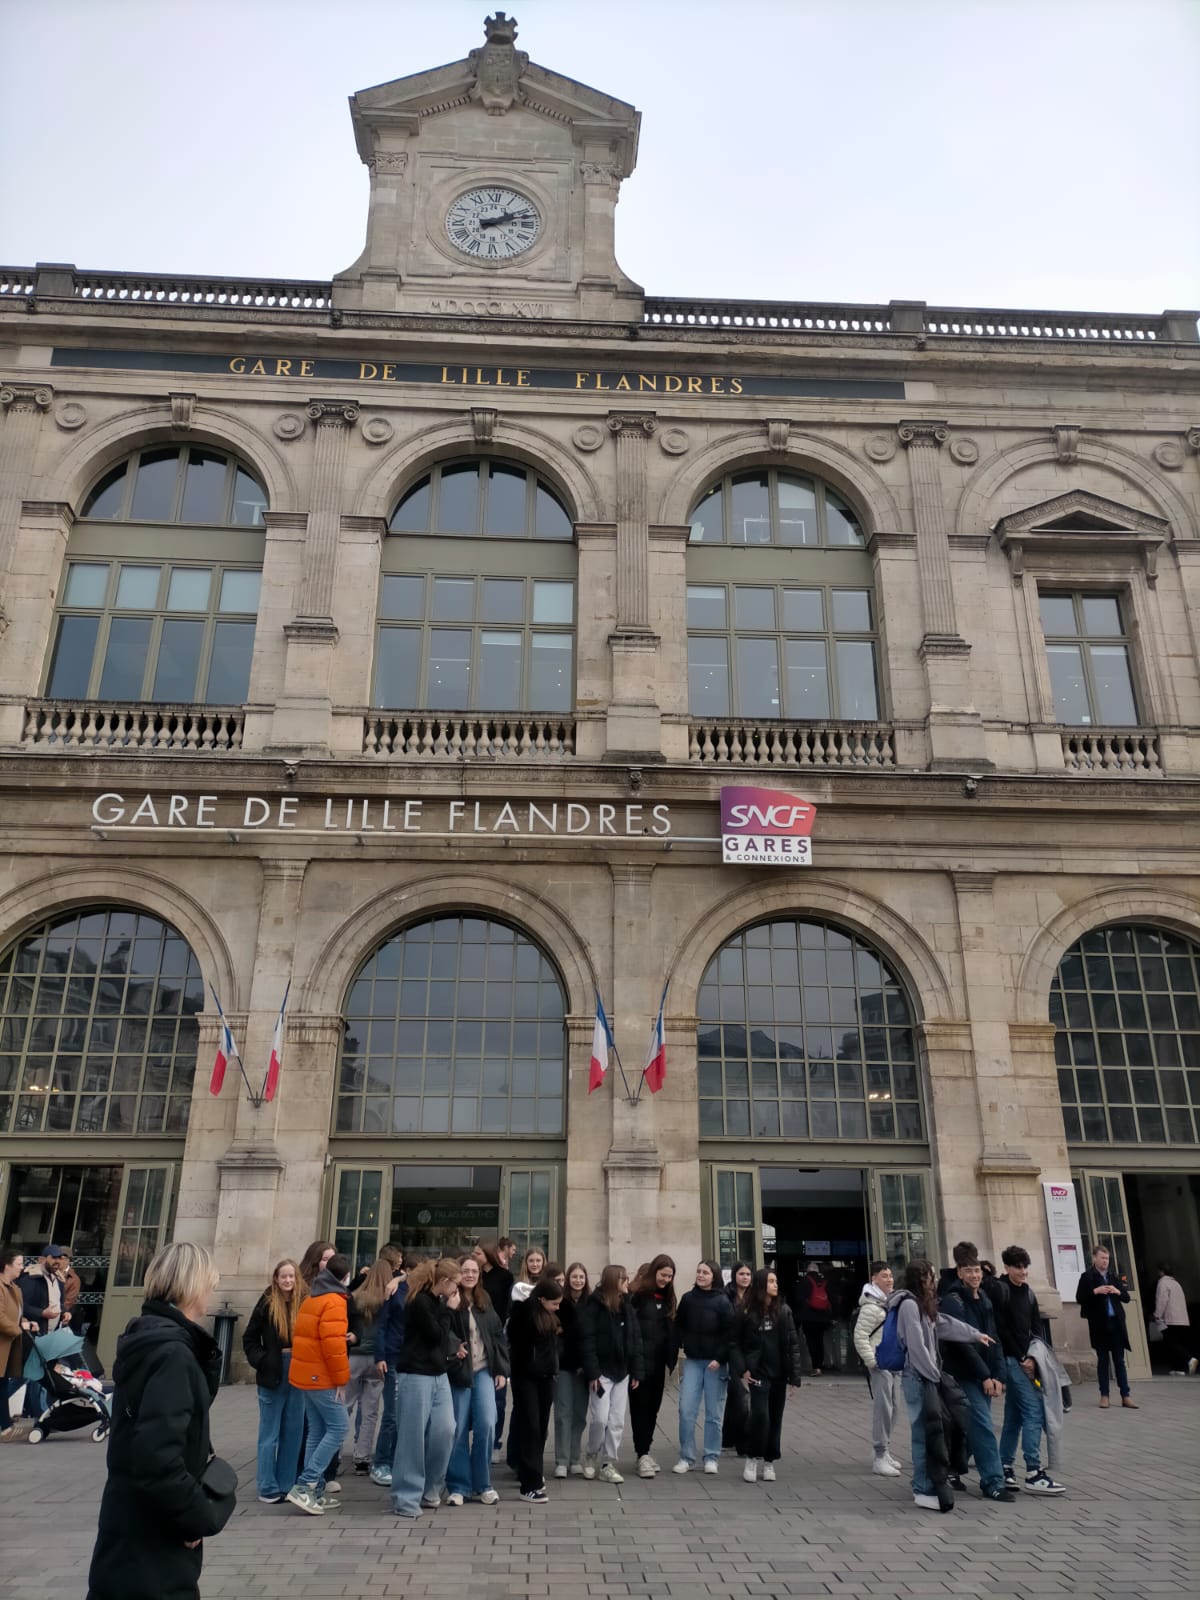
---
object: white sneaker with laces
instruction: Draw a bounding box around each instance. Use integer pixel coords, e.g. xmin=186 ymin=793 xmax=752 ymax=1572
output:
xmin=672 ymin=1459 xmax=691 ymax=1473
xmin=742 ymin=1458 xmax=758 ymax=1483
xmin=885 ymin=1452 xmax=903 ymax=1472
xmin=872 ymin=1455 xmax=901 ymax=1476
xmin=445 ymin=1492 xmax=464 ymax=1507
xmin=554 ymin=1464 xmax=567 ymax=1479
xmin=636 ymin=1455 xmax=656 ymax=1478
xmin=568 ymin=1461 xmax=585 ymax=1476
xmin=761 ymin=1463 xmax=776 ymax=1482
xmin=1024 ymin=1469 xmax=1065 ymax=1495
xmin=913 ymin=1492 xmax=941 ymax=1511
xmin=702 ymin=1459 xmax=718 ymax=1475
xmin=475 ymin=1488 xmax=500 ymax=1505
xmin=599 ymin=1462 xmax=624 ymax=1484
xmin=582 ymin=1455 xmax=598 ymax=1479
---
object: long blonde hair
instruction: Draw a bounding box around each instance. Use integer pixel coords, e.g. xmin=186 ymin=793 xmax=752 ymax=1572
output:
xmin=266 ymin=1259 xmax=305 ymax=1342
xmin=353 ymin=1257 xmax=395 ymax=1320
xmin=405 ymin=1256 xmax=462 ymax=1299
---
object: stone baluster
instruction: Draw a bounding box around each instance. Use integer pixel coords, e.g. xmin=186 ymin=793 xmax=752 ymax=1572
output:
xmin=294 ymin=399 xmax=359 ymax=630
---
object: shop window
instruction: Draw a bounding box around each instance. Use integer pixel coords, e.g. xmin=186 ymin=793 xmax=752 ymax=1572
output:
xmin=1038 ymin=591 xmax=1138 ymax=726
xmin=335 ymin=915 xmax=567 ymax=1137
xmin=0 ymin=908 xmax=203 ymax=1136
xmin=696 ymin=919 xmax=923 ymax=1141
xmin=1052 ymin=924 xmax=1200 ymax=1145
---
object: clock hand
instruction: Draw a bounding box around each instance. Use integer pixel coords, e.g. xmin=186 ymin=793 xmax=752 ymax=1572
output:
xmin=479 ymin=210 xmax=536 ymax=229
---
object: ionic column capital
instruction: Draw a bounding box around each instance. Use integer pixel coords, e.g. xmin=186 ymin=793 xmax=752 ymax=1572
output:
xmin=607 ymin=411 xmax=658 ymax=439
xmin=306 ymin=399 xmax=360 ymax=427
xmin=0 ymin=383 xmax=53 ymax=414
xmin=898 ymin=419 xmax=948 ymax=448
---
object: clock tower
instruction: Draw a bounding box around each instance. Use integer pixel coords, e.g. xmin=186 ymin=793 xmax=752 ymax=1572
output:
xmin=334 ymin=12 xmax=643 ymax=321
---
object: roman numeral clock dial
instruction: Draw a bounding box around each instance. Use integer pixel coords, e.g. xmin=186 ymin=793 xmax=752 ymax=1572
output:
xmin=445 ymin=186 xmax=542 ymax=260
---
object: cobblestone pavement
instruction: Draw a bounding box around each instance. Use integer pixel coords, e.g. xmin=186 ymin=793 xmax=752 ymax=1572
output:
xmin=6 ymin=1374 xmax=1198 ymax=1599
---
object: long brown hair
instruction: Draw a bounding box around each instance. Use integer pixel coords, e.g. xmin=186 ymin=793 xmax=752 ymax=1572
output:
xmin=903 ymin=1258 xmax=938 ymax=1321
xmin=405 ymin=1256 xmax=462 ymax=1299
xmin=456 ymin=1253 xmax=493 ymax=1314
xmin=529 ymin=1280 xmax=562 ymax=1339
xmin=298 ymin=1240 xmax=335 ymax=1288
xmin=743 ymin=1267 xmax=780 ymax=1325
xmin=353 ymin=1257 xmax=396 ymax=1319
xmin=565 ymin=1262 xmax=590 ymax=1302
xmin=596 ymin=1263 xmax=628 ymax=1313
xmin=265 ymin=1259 xmax=305 ymax=1342
xmin=630 ymin=1254 xmax=677 ymax=1316
xmin=478 ymin=1239 xmax=507 ymax=1273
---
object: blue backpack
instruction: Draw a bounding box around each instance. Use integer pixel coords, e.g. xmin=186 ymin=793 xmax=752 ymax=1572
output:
xmin=875 ymin=1302 xmax=905 ymax=1372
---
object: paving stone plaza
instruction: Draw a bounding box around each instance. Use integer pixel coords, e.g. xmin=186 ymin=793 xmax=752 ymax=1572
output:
xmin=6 ymin=1376 xmax=1198 ymax=1599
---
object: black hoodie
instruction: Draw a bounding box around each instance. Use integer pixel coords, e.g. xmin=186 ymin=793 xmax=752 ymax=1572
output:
xmin=579 ymin=1290 xmax=644 ymax=1383
xmin=676 ymin=1285 xmax=735 ymax=1364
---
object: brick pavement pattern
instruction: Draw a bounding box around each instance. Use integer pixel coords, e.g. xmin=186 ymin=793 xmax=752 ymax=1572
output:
xmin=5 ymin=1376 xmax=1198 ymax=1599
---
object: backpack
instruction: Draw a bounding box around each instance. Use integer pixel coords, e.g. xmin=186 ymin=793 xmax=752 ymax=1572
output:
xmin=874 ymin=1302 xmax=905 ymax=1372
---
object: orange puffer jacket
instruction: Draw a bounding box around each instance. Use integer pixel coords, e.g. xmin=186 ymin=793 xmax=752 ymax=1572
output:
xmin=289 ymin=1278 xmax=350 ymax=1391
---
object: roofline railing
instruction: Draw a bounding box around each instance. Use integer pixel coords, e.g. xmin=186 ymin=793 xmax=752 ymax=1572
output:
xmin=1 ymin=264 xmax=1195 ymax=343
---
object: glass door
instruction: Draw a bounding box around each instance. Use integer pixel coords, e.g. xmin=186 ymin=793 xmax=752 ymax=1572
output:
xmin=1077 ymin=1170 xmax=1151 ymax=1381
xmin=501 ymin=1165 xmax=557 ymax=1256
xmin=869 ymin=1169 xmax=933 ymax=1272
xmin=98 ymin=1163 xmax=175 ymax=1369
xmin=708 ymin=1165 xmax=762 ymax=1268
xmin=331 ymin=1164 xmax=387 ymax=1273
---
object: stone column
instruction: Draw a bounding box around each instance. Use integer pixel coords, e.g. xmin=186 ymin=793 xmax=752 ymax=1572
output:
xmin=0 ymin=499 xmax=72 ymax=747
xmin=604 ymin=413 xmax=663 ymax=758
xmin=0 ymin=383 xmax=53 ymax=617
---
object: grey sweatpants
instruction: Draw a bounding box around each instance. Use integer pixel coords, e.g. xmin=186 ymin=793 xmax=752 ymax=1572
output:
xmin=870 ymin=1368 xmax=899 ymax=1455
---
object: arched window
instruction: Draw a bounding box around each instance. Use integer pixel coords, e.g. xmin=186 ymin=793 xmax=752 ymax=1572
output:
xmin=0 ymin=907 xmax=203 ymax=1136
xmin=1052 ymin=924 xmax=1200 ymax=1144
xmin=335 ymin=915 xmax=566 ymax=1136
xmin=697 ymin=918 xmax=922 ymax=1140
xmin=45 ymin=445 xmax=267 ymax=705
xmin=687 ymin=469 xmax=878 ymax=721
xmin=377 ymin=460 xmax=575 ymax=712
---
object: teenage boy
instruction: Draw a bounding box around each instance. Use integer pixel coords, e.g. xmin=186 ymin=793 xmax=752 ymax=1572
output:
xmin=982 ymin=1245 xmax=1064 ymax=1494
xmin=853 ymin=1261 xmax=902 ymax=1476
xmin=940 ymin=1250 xmax=1015 ymax=1502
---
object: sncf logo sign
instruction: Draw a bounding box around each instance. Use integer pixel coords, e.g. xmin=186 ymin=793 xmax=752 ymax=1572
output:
xmin=1050 ymin=1186 xmax=1070 ymax=1199
xmin=719 ymin=786 xmax=817 ymax=867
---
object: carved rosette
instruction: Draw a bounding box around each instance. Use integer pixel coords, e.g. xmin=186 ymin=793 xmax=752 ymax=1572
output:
xmin=54 ymin=400 xmax=87 ymax=432
xmin=273 ymin=413 xmax=305 ymax=442
xmin=863 ymin=433 xmax=896 ymax=463
xmin=949 ymin=437 xmax=979 ymax=465
xmin=0 ymin=383 xmax=52 ymax=414
xmin=361 ymin=416 xmax=394 ymax=446
xmin=572 ymin=424 xmax=605 ymax=453
xmin=1153 ymin=440 xmax=1185 ymax=471
xmin=659 ymin=427 xmax=689 ymax=456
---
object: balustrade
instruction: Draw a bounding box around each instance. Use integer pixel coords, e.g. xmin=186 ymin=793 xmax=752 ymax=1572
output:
xmin=363 ymin=714 xmax=576 ymax=759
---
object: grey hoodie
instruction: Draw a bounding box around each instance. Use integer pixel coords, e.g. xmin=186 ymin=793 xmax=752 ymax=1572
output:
xmin=889 ymin=1288 xmax=984 ymax=1382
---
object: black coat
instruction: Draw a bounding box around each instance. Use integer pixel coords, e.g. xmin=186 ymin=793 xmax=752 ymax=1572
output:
xmin=241 ymin=1294 xmax=290 ymax=1390
xmin=508 ymin=1298 xmax=560 ymax=1380
xmin=397 ymin=1289 xmax=455 ymax=1376
xmin=579 ymin=1291 xmax=644 ymax=1383
xmin=676 ymin=1286 xmax=735 ymax=1364
xmin=482 ymin=1265 xmax=514 ymax=1321
xmin=1075 ymin=1266 xmax=1131 ymax=1351
xmin=730 ymin=1302 xmax=804 ymax=1386
xmin=630 ymin=1290 xmax=679 ymax=1375
xmin=87 ymin=1300 xmax=234 ymax=1600
xmin=938 ymin=1282 xmax=1006 ymax=1384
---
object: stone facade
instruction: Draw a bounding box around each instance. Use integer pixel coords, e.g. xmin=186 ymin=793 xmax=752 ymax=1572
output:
xmin=1 ymin=15 xmax=1198 ymax=1372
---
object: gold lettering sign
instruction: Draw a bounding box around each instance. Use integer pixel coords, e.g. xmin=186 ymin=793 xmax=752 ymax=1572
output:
xmin=225 ymin=356 xmax=743 ymax=394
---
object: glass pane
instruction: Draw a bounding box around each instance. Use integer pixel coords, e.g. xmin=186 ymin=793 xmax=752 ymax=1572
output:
xmin=1039 ymin=594 xmax=1077 ymax=635
xmin=1089 ymin=646 xmax=1137 ymax=725
xmin=206 ymin=622 xmax=255 ymax=703
xmin=64 ymin=563 xmax=110 ymax=607
xmin=98 ymin=616 xmax=152 ymax=699
xmin=1046 ymin=644 xmax=1091 ymax=723
xmin=478 ymin=632 xmax=522 ymax=709
xmin=436 ymin=464 xmax=481 ymax=534
xmin=534 ymin=483 xmax=572 ymax=539
xmin=1082 ymin=595 xmax=1124 ymax=637
xmin=832 ymin=589 xmax=872 ymax=631
xmin=782 ymin=589 xmax=823 ymax=631
xmin=777 ymin=475 xmax=817 ymax=546
xmin=47 ymin=614 xmax=100 ymax=697
xmin=784 ymin=639 xmax=830 ymax=719
xmin=380 ymin=575 xmax=424 ymax=620
xmin=835 ymin=640 xmax=879 ymax=720
xmin=81 ymin=463 xmax=127 ymax=519
xmin=529 ymin=635 xmax=572 ymax=711
xmin=532 ymin=582 xmax=573 ymax=624
xmin=688 ymin=636 xmax=729 ymax=716
xmin=825 ymin=489 xmax=864 ymax=546
xmin=427 ymin=630 xmax=470 ymax=708
xmin=180 ymin=449 xmax=227 ymax=523
xmin=482 ymin=579 xmax=523 ymax=622
xmin=484 ymin=465 xmax=527 ymax=535
xmin=730 ymin=473 xmax=771 ymax=544
xmin=687 ymin=585 xmax=726 ymax=629
xmin=218 ymin=570 xmax=261 ymax=613
xmin=151 ymin=619 xmax=203 ymax=701
xmin=129 ymin=448 xmax=181 ymax=521
xmin=166 ymin=568 xmax=211 ymax=611
xmin=231 ymin=469 xmax=266 ymax=526
xmin=735 ymin=587 xmax=775 ymax=630
xmin=373 ymin=628 xmax=420 ymax=705
xmin=736 ymin=637 xmax=780 ymax=717
xmin=689 ymin=485 xmax=723 ymax=543
xmin=432 ymin=578 xmax=474 ymax=621
xmin=115 ymin=566 xmax=160 ymax=609
xmin=392 ymin=477 xmax=431 ymax=532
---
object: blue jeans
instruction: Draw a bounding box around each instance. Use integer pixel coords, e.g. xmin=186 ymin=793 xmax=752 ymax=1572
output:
xmin=1096 ymin=1341 xmax=1130 ymax=1398
xmin=373 ymin=1372 xmax=397 ymax=1471
xmin=256 ymin=1358 xmax=305 ymax=1497
xmin=391 ymin=1372 xmax=455 ymax=1517
xmin=678 ymin=1358 xmax=727 ymax=1465
xmin=902 ymin=1369 xmax=933 ymax=1495
xmin=999 ymin=1357 xmax=1045 ymax=1471
xmin=959 ymin=1379 xmax=1003 ymax=1494
xmin=297 ymin=1388 xmax=349 ymax=1493
xmin=447 ymin=1371 xmax=498 ymax=1497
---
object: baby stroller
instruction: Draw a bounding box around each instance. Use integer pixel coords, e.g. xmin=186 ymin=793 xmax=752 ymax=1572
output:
xmin=23 ymin=1327 xmax=112 ymax=1444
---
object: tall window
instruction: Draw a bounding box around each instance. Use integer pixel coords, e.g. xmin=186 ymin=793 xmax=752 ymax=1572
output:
xmin=46 ymin=446 xmax=266 ymax=705
xmin=687 ymin=470 xmax=878 ymax=721
xmin=336 ymin=915 xmax=566 ymax=1137
xmin=696 ymin=919 xmax=923 ymax=1140
xmin=1052 ymin=924 xmax=1200 ymax=1144
xmin=1039 ymin=592 xmax=1138 ymax=726
xmin=0 ymin=907 xmax=203 ymax=1136
xmin=379 ymin=460 xmax=575 ymax=712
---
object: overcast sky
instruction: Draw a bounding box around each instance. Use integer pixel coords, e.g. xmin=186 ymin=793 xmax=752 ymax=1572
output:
xmin=2 ymin=0 xmax=1197 ymax=314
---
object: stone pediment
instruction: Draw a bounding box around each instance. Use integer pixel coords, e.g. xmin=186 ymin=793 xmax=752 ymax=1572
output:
xmin=994 ymin=489 xmax=1168 ymax=540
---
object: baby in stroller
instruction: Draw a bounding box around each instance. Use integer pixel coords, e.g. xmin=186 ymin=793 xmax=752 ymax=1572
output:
xmin=24 ymin=1328 xmax=112 ymax=1443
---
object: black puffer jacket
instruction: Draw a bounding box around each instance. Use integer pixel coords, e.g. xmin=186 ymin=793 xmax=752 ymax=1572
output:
xmin=508 ymin=1298 xmax=560 ymax=1380
xmin=87 ymin=1300 xmax=235 ymax=1600
xmin=579 ymin=1291 xmax=644 ymax=1384
xmin=631 ymin=1290 xmax=679 ymax=1375
xmin=676 ymin=1285 xmax=735 ymax=1363
xmin=730 ymin=1302 xmax=804 ymax=1386
xmin=939 ymin=1282 xmax=1006 ymax=1384
xmin=558 ymin=1294 xmax=585 ymax=1372
xmin=241 ymin=1294 xmax=293 ymax=1390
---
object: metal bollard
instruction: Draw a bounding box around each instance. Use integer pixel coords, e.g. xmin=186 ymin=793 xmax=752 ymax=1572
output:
xmin=211 ymin=1303 xmax=241 ymax=1385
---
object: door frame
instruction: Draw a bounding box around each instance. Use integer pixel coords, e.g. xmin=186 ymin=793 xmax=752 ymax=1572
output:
xmin=1075 ymin=1168 xmax=1152 ymax=1381
xmin=97 ymin=1161 xmax=177 ymax=1370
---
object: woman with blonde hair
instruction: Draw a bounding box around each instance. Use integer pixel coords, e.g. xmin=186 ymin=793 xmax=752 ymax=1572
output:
xmin=87 ymin=1242 xmax=235 ymax=1600
xmin=391 ymin=1256 xmax=465 ymax=1520
xmin=345 ymin=1256 xmax=394 ymax=1473
xmin=242 ymin=1259 xmax=307 ymax=1502
xmin=444 ymin=1253 xmax=509 ymax=1505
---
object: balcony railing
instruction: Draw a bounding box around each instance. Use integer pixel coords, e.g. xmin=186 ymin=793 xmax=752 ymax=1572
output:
xmin=363 ymin=713 xmax=575 ymax=759
xmin=22 ymin=701 xmax=245 ymax=751
xmin=1060 ymin=729 xmax=1162 ymax=774
xmin=689 ymin=720 xmax=895 ymax=768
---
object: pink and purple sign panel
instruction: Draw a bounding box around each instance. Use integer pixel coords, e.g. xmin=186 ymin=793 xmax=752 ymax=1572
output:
xmin=719 ymin=785 xmax=817 ymax=866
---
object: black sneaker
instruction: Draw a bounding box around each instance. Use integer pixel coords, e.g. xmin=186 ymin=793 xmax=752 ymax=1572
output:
xmin=1002 ymin=1464 xmax=1019 ymax=1491
xmin=947 ymin=1474 xmax=966 ymax=1492
xmin=983 ymin=1486 xmax=1017 ymax=1502
xmin=935 ymin=1481 xmax=955 ymax=1512
xmin=354 ymin=1461 xmax=370 ymax=1475
xmin=1024 ymin=1469 xmax=1065 ymax=1495
xmin=520 ymin=1488 xmax=549 ymax=1504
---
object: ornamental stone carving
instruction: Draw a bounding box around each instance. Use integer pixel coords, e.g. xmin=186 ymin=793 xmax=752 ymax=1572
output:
xmin=1153 ymin=440 xmax=1185 ymax=470
xmin=0 ymin=384 xmax=52 ymax=414
xmin=659 ymin=427 xmax=689 ymax=456
xmin=361 ymin=416 xmax=394 ymax=446
xmin=1187 ymin=427 xmax=1200 ymax=454
xmin=606 ymin=413 xmax=657 ymax=439
xmin=169 ymin=392 xmax=196 ymax=430
xmin=306 ymin=400 xmax=360 ymax=427
xmin=469 ymin=11 xmax=528 ymax=114
xmin=1053 ymin=424 xmax=1081 ymax=464
xmin=54 ymin=400 xmax=87 ymax=431
xmin=766 ymin=419 xmax=790 ymax=451
xmin=368 ymin=153 xmax=408 ymax=175
xmin=949 ymin=437 xmax=980 ymax=465
xmin=580 ymin=163 xmax=620 ymax=187
xmin=471 ymin=407 xmax=497 ymax=446
xmin=898 ymin=420 xmax=949 ymax=448
xmin=572 ymin=423 xmax=605 ymax=453
xmin=273 ymin=412 xmax=306 ymax=442
xmin=863 ymin=433 xmax=896 ymax=463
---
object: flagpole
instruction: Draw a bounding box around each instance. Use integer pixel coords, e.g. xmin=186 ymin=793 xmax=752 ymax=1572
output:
xmin=211 ymin=986 xmax=259 ymax=1105
xmin=634 ymin=981 xmax=670 ymax=1104
xmin=608 ymin=1039 xmax=638 ymax=1104
xmin=260 ymin=980 xmax=290 ymax=1104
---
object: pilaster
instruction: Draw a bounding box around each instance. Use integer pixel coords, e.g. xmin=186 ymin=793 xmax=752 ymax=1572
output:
xmin=0 ymin=383 xmax=53 ymax=627
xmin=604 ymin=413 xmax=663 ymax=759
xmin=0 ymin=497 xmax=72 ymax=747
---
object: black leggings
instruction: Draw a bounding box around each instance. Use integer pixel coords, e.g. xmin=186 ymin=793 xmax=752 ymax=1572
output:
xmin=745 ymin=1379 xmax=788 ymax=1462
xmin=511 ymin=1374 xmax=554 ymax=1493
xmin=629 ymin=1363 xmax=667 ymax=1457
xmin=722 ymin=1367 xmax=748 ymax=1452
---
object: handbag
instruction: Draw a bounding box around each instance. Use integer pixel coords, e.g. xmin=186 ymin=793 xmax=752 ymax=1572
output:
xmin=200 ymin=1453 xmax=239 ymax=1533
xmin=1148 ymin=1317 xmax=1166 ymax=1343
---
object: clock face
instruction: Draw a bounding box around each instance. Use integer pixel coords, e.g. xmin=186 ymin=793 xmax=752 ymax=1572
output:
xmin=445 ymin=186 xmax=542 ymax=261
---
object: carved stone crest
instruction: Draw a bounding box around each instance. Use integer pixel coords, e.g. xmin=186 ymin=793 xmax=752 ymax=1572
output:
xmin=169 ymin=392 xmax=196 ymax=430
xmin=361 ymin=416 xmax=394 ymax=446
xmin=469 ymin=12 xmax=528 ymax=115
xmin=766 ymin=419 xmax=790 ymax=451
xmin=572 ymin=423 xmax=605 ymax=453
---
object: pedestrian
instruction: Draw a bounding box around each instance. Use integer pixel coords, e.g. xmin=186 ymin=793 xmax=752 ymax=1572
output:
xmin=1152 ymin=1263 xmax=1195 ymax=1376
xmin=730 ymin=1266 xmax=804 ymax=1484
xmin=285 ymin=1251 xmax=353 ymax=1515
xmin=892 ymin=1258 xmax=994 ymax=1513
xmin=1075 ymin=1243 xmax=1137 ymax=1409
xmin=391 ymin=1256 xmax=463 ymax=1521
xmin=553 ymin=1261 xmax=590 ymax=1478
xmin=345 ymin=1257 xmax=392 ymax=1473
xmin=939 ymin=1251 xmax=1016 ymax=1502
xmin=980 ymin=1245 xmax=1065 ymax=1494
xmin=580 ymin=1263 xmax=643 ymax=1483
xmin=298 ymin=1240 xmax=335 ymax=1289
xmin=86 ymin=1242 xmax=235 ymax=1600
xmin=722 ymin=1261 xmax=753 ymax=1454
xmin=444 ymin=1253 xmax=508 ymax=1506
xmin=242 ymin=1258 xmax=306 ymax=1504
xmin=478 ymin=1238 xmax=516 ymax=1320
xmin=853 ymin=1260 xmax=902 ymax=1477
xmin=629 ymin=1254 xmax=678 ymax=1477
xmin=673 ymin=1258 xmax=734 ymax=1475
xmin=1 ymin=1246 xmax=33 ymax=1440
xmin=18 ymin=1244 xmax=69 ymax=1418
xmin=792 ymin=1260 xmax=833 ymax=1375
xmin=370 ymin=1253 xmax=409 ymax=1486
xmin=508 ymin=1278 xmax=563 ymax=1503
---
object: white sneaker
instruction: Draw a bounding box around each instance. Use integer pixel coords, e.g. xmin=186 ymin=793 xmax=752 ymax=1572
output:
xmin=554 ymin=1464 xmax=567 ymax=1479
xmin=742 ymin=1459 xmax=758 ymax=1483
xmin=885 ymin=1452 xmax=903 ymax=1472
xmin=324 ymin=1479 xmax=341 ymax=1495
xmin=582 ymin=1455 xmax=597 ymax=1480
xmin=702 ymin=1460 xmax=718 ymax=1475
xmin=1188 ymin=1357 xmax=1198 ymax=1376
xmin=599 ymin=1462 xmax=624 ymax=1484
xmin=636 ymin=1455 xmax=656 ymax=1478
xmin=568 ymin=1462 xmax=585 ymax=1476
xmin=476 ymin=1487 xmax=500 ymax=1504
xmin=369 ymin=1466 xmax=392 ymax=1486
xmin=672 ymin=1459 xmax=691 ymax=1474
xmin=1024 ymin=1469 xmax=1065 ymax=1495
xmin=914 ymin=1492 xmax=941 ymax=1510
xmin=445 ymin=1492 xmax=464 ymax=1507
xmin=645 ymin=1454 xmax=661 ymax=1474
xmin=872 ymin=1456 xmax=901 ymax=1476
xmin=761 ymin=1463 xmax=776 ymax=1482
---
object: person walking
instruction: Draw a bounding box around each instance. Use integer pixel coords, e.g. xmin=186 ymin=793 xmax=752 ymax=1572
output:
xmin=854 ymin=1260 xmax=902 ymax=1477
xmin=730 ymin=1267 xmax=804 ymax=1484
xmin=722 ymin=1262 xmax=753 ymax=1455
xmin=345 ymin=1257 xmax=392 ymax=1473
xmin=368 ymin=1253 xmax=406 ymax=1486
xmin=242 ymin=1259 xmax=306 ymax=1504
xmin=939 ymin=1254 xmax=1016 ymax=1502
xmin=792 ymin=1261 xmax=834 ymax=1375
xmin=982 ymin=1245 xmax=1065 ymax=1494
xmin=1 ymin=1247 xmax=35 ymax=1440
xmin=1075 ymin=1244 xmax=1137 ymax=1409
xmin=629 ymin=1255 xmax=678 ymax=1477
xmin=286 ymin=1252 xmax=352 ymax=1515
xmin=1152 ymin=1264 xmax=1195 ymax=1375
xmin=507 ymin=1278 xmax=562 ymax=1503
xmin=553 ymin=1262 xmax=590 ymax=1478
xmin=673 ymin=1259 xmax=734 ymax=1475
xmin=444 ymin=1254 xmax=508 ymax=1505
xmin=86 ymin=1242 xmax=235 ymax=1600
xmin=390 ymin=1257 xmax=463 ymax=1521
xmin=580 ymin=1264 xmax=643 ymax=1483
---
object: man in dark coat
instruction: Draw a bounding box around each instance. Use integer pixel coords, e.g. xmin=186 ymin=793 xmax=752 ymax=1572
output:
xmin=1075 ymin=1244 xmax=1136 ymax=1409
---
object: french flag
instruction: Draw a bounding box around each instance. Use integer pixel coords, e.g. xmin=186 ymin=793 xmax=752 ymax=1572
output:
xmin=643 ymin=982 xmax=668 ymax=1094
xmin=588 ymin=992 xmax=614 ymax=1093
xmin=209 ymin=989 xmax=241 ymax=1096
xmin=263 ymin=983 xmax=290 ymax=1103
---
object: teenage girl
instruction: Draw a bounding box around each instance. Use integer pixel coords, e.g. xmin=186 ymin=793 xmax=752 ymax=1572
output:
xmin=731 ymin=1267 xmax=804 ymax=1484
xmin=674 ymin=1259 xmax=735 ymax=1474
xmin=553 ymin=1262 xmax=590 ymax=1477
xmin=628 ymin=1255 xmax=678 ymax=1476
xmin=242 ymin=1258 xmax=306 ymax=1503
xmin=580 ymin=1264 xmax=644 ymax=1483
xmin=444 ymin=1254 xmax=509 ymax=1505
xmin=722 ymin=1261 xmax=753 ymax=1454
xmin=508 ymin=1279 xmax=563 ymax=1503
xmin=345 ymin=1257 xmax=391 ymax=1473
